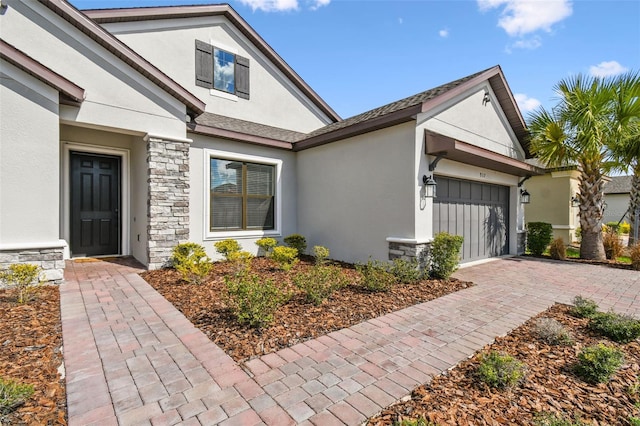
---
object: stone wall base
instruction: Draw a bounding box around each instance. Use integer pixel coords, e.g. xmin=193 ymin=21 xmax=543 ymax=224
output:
xmin=388 ymin=241 xmax=431 ymax=271
xmin=0 ymin=247 xmax=65 ymax=284
xmin=517 ymin=231 xmax=527 ymax=255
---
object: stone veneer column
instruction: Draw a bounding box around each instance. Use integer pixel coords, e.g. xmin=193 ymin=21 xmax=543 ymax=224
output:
xmin=388 ymin=239 xmax=431 ymax=271
xmin=145 ymin=135 xmax=191 ymax=270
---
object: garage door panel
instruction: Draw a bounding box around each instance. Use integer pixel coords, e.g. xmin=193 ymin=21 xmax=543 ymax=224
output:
xmin=434 ymin=177 xmax=509 ymax=263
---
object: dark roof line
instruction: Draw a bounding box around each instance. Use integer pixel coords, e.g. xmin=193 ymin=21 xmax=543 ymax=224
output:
xmin=38 ymin=0 xmax=205 ymax=117
xmin=0 ymin=39 xmax=85 ymax=106
xmin=82 ymin=3 xmax=340 ymax=123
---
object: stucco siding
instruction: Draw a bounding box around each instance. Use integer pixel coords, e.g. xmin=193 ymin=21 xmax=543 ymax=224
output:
xmin=603 ymin=193 xmax=630 ymax=225
xmin=102 ymin=17 xmax=332 ymax=133
xmin=297 ymin=123 xmax=416 ymax=264
xmin=1 ymin=1 xmax=187 ymax=137
xmin=189 ymin=134 xmax=298 ymax=260
xmin=1 ymin=61 xmax=61 ymax=245
xmin=422 ymin=86 xmax=524 ymax=160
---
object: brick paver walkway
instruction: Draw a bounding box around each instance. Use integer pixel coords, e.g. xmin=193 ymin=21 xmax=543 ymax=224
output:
xmin=61 ymin=257 xmax=640 ymax=425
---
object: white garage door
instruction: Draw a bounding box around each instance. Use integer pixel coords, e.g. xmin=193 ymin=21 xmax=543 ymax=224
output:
xmin=433 ymin=177 xmax=509 ymax=263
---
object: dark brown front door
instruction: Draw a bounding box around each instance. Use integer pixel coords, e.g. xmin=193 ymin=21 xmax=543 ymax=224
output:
xmin=70 ymin=152 xmax=121 ymax=257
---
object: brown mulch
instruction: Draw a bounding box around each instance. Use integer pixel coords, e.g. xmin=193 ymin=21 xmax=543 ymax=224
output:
xmin=141 ymin=257 xmax=472 ymax=362
xmin=368 ymin=303 xmax=640 ymax=426
xmin=0 ymin=286 xmax=66 ymax=425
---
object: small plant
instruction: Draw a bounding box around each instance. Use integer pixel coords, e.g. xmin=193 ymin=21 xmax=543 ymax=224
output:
xmin=356 ymin=258 xmax=397 ymax=292
xmin=589 ymin=311 xmax=640 ymax=343
xmin=225 ymin=273 xmax=289 ymax=328
xmin=271 ymin=246 xmax=299 ymax=271
xmin=283 ymin=234 xmax=307 ymax=256
xmin=571 ymin=295 xmax=599 ymax=318
xmin=631 ymin=244 xmax=640 ymax=271
xmin=603 ymin=228 xmax=624 ymax=260
xmin=390 ymin=258 xmax=422 ymax=284
xmin=621 ymin=221 xmax=631 ymax=235
xmin=214 ymin=239 xmax=242 ymax=260
xmin=0 ymin=264 xmax=41 ymax=304
xmin=393 ymin=417 xmax=434 ymax=426
xmin=533 ymin=412 xmax=588 ymax=426
xmin=293 ymin=265 xmax=349 ymax=305
xmin=628 ymin=380 xmax=640 ymax=397
xmin=255 ymin=237 xmax=277 ymax=257
xmin=313 ymin=245 xmax=330 ymax=266
xmin=171 ymin=242 xmax=212 ymax=284
xmin=549 ymin=238 xmax=566 ymax=260
xmin=605 ymin=222 xmax=622 ymax=235
xmin=534 ymin=317 xmax=573 ymax=345
xmin=630 ymin=416 xmax=640 ymax=426
xmin=429 ymin=232 xmax=463 ymax=280
xmin=527 ymin=222 xmax=553 ymax=256
xmin=0 ymin=376 xmax=34 ymax=414
xmin=476 ymin=351 xmax=526 ymax=389
xmin=574 ymin=343 xmax=624 ymax=384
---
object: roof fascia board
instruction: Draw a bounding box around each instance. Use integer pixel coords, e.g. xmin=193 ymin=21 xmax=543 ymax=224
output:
xmin=188 ymin=124 xmax=293 ymax=150
xmin=0 ymin=39 xmax=85 ymax=105
xmin=38 ymin=0 xmax=205 ymax=117
xmin=293 ymin=105 xmax=421 ymax=151
xmin=83 ymin=4 xmax=340 ymax=122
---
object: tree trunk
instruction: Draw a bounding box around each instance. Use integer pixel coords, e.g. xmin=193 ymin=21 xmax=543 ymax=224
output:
xmin=628 ymin=162 xmax=640 ymax=246
xmin=578 ymin=161 xmax=606 ymax=260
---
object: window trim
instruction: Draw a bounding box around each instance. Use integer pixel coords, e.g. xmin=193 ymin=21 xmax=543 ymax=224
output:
xmin=204 ymin=149 xmax=282 ymax=240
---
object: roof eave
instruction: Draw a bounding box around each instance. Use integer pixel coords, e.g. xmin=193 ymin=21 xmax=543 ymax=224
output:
xmin=0 ymin=39 xmax=85 ymax=106
xmin=188 ymin=123 xmax=293 ymax=150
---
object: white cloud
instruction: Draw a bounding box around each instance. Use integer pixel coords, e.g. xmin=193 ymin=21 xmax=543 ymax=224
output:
xmin=309 ymin=0 xmax=330 ymax=11
xmin=589 ymin=61 xmax=629 ymax=78
xmin=478 ymin=0 xmax=573 ymax=36
xmin=514 ymin=93 xmax=542 ymax=113
xmin=238 ymin=0 xmax=299 ymax=12
xmin=505 ymin=35 xmax=541 ymax=52
xmin=439 ymin=29 xmax=449 ymax=38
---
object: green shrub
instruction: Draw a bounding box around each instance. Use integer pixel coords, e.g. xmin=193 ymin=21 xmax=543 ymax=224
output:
xmin=0 ymin=376 xmax=34 ymax=414
xmin=293 ymin=265 xmax=349 ymax=305
xmin=227 ymin=251 xmax=254 ymax=274
xmin=171 ymin=243 xmax=212 ymax=284
xmin=631 ymin=244 xmax=640 ymax=271
xmin=283 ymin=234 xmax=307 ymax=256
xmin=0 ymin=264 xmax=41 ymax=304
xmin=574 ymin=343 xmax=624 ymax=384
xmin=571 ymin=295 xmax=599 ymax=318
xmin=603 ymin=229 xmax=624 ymax=260
xmin=549 ymin=238 xmax=566 ymax=260
xmin=390 ymin=258 xmax=422 ymax=284
xmin=225 ymin=273 xmax=289 ymax=328
xmin=313 ymin=245 xmax=330 ymax=266
xmin=393 ymin=417 xmax=435 ymax=426
xmin=605 ymin=222 xmax=622 ymax=235
xmin=429 ymin=232 xmax=463 ymax=280
xmin=589 ymin=311 xmax=640 ymax=343
xmin=271 ymin=246 xmax=299 ymax=271
xmin=527 ymin=222 xmax=553 ymax=256
xmin=356 ymin=258 xmax=397 ymax=292
xmin=255 ymin=238 xmax=277 ymax=257
xmin=534 ymin=317 xmax=573 ymax=345
xmin=214 ymin=239 xmax=241 ymax=260
xmin=476 ymin=351 xmax=526 ymax=389
xmin=621 ymin=221 xmax=631 ymax=235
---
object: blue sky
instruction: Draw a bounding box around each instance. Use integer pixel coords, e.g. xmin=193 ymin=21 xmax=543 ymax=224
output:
xmin=72 ymin=0 xmax=639 ymax=121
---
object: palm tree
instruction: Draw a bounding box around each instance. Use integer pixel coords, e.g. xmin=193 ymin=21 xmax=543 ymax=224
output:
xmin=606 ymin=73 xmax=640 ymax=245
xmin=528 ymin=73 xmax=640 ymax=260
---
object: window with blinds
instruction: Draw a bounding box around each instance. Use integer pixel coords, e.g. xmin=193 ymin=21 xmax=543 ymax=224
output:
xmin=210 ymin=158 xmax=275 ymax=231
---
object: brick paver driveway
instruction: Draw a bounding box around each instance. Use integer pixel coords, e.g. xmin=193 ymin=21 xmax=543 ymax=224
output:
xmin=61 ymin=256 xmax=640 ymax=425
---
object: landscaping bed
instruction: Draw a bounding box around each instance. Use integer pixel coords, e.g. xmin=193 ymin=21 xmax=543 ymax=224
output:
xmin=0 ymin=286 xmax=66 ymax=425
xmin=141 ymin=257 xmax=472 ymax=362
xmin=368 ymin=303 xmax=640 ymax=425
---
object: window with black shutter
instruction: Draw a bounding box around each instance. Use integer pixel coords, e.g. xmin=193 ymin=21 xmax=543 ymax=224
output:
xmin=195 ymin=40 xmax=250 ymax=99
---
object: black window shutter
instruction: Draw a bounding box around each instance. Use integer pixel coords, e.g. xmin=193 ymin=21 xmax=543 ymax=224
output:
xmin=235 ymin=55 xmax=250 ymax=99
xmin=195 ymin=40 xmax=214 ymax=89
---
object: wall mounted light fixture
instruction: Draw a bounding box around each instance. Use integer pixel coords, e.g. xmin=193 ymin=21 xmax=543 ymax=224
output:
xmin=422 ymin=174 xmax=436 ymax=198
xmin=571 ymin=195 xmax=580 ymax=207
xmin=482 ymin=92 xmax=491 ymax=106
xmin=520 ymin=188 xmax=531 ymax=204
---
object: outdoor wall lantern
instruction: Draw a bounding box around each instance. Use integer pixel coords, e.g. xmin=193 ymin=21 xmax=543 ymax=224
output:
xmin=571 ymin=195 xmax=580 ymax=207
xmin=482 ymin=91 xmax=491 ymax=106
xmin=520 ymin=188 xmax=531 ymax=204
xmin=423 ymin=174 xmax=437 ymax=198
